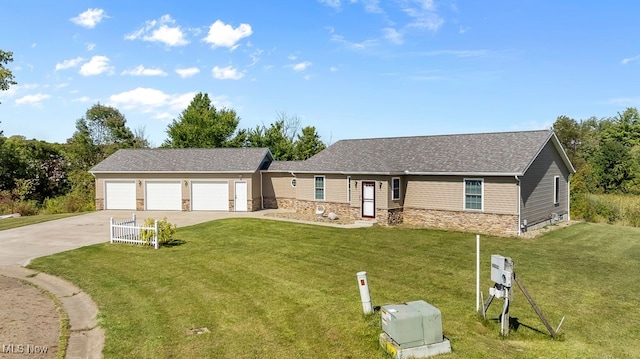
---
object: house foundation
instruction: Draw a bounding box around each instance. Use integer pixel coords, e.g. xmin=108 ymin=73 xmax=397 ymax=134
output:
xmin=403 ymin=208 xmax=519 ymax=236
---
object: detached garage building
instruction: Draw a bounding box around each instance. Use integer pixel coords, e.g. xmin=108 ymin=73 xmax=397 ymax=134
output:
xmin=90 ymin=148 xmax=273 ymax=212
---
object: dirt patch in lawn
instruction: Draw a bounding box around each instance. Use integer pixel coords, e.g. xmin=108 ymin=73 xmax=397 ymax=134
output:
xmin=0 ymin=276 xmax=60 ymax=358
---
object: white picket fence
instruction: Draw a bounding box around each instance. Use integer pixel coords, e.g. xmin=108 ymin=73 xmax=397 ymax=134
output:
xmin=110 ymin=214 xmax=159 ymax=249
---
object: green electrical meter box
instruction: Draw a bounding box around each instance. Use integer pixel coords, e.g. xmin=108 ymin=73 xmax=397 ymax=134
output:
xmin=380 ymin=300 xmax=444 ymax=349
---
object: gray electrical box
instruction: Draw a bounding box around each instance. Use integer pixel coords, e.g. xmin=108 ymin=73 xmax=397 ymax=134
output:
xmin=380 ymin=300 xmax=444 ymax=349
xmin=491 ymin=254 xmax=513 ymax=287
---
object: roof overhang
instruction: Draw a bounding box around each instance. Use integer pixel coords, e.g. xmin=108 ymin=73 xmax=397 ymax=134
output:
xmin=262 ymin=170 xmax=522 ymax=177
xmin=90 ymin=170 xmax=258 ymax=175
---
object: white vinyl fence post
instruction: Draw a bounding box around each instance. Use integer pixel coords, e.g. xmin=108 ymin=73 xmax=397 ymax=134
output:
xmin=154 ymin=219 xmax=159 ymax=250
xmin=356 ymin=271 xmax=374 ymax=314
xmin=110 ymin=217 xmax=114 ymax=244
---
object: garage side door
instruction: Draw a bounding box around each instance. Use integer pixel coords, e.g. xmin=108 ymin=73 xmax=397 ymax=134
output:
xmin=146 ymin=181 xmax=182 ymax=211
xmin=192 ymin=181 xmax=229 ymax=211
xmin=105 ymin=181 xmax=136 ymax=210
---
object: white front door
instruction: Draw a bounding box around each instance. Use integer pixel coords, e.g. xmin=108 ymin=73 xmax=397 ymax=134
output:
xmin=234 ymin=182 xmax=248 ymax=212
xmin=145 ymin=181 xmax=182 ymax=210
xmin=362 ymin=181 xmax=375 ymax=218
xmin=105 ymin=181 xmax=136 ymax=210
xmin=191 ymin=181 xmax=229 ymax=211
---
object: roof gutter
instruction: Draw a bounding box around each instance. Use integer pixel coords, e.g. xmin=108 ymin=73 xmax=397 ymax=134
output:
xmin=89 ymin=170 xmax=259 ymax=175
xmin=262 ymin=170 xmax=524 ymax=177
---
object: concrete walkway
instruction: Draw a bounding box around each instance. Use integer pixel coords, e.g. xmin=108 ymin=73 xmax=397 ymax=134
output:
xmin=0 ymin=209 xmax=372 ymax=358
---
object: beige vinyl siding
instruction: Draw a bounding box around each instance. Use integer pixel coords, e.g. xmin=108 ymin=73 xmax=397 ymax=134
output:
xmin=262 ymin=173 xmax=296 ymax=198
xmin=484 ymin=177 xmax=518 ymax=214
xmin=95 ymin=172 xmax=258 ymax=205
xmin=296 ymin=174 xmax=349 ymax=203
xmin=520 ymin=140 xmax=571 ymax=225
xmin=404 ymin=176 xmax=461 ymax=211
xmin=404 ymin=176 xmax=517 ymax=214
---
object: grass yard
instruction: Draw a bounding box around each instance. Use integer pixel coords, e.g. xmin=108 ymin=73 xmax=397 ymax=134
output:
xmin=28 ymin=219 xmax=640 ymax=358
xmin=0 ymin=213 xmax=79 ymax=231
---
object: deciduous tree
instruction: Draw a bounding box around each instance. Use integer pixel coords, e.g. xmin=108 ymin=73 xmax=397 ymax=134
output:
xmin=163 ymin=93 xmax=245 ymax=148
xmin=0 ymin=50 xmax=17 ymax=103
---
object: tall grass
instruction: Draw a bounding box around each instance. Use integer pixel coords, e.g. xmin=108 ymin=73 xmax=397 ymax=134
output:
xmin=572 ymin=193 xmax=640 ymax=226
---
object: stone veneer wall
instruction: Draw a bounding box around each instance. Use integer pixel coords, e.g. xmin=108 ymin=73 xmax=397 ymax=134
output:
xmin=403 ymin=208 xmax=518 ymax=237
xmin=182 ymin=199 xmax=190 ymax=212
xmin=388 ymin=208 xmax=403 ymax=225
xmin=95 ymin=198 xmax=104 ymax=211
xmin=294 ymin=200 xmax=352 ymax=219
xmin=136 ymin=199 xmax=144 ymax=211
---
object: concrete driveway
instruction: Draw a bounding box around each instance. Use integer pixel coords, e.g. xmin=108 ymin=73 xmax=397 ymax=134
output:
xmin=0 ymin=210 xmax=269 ymax=266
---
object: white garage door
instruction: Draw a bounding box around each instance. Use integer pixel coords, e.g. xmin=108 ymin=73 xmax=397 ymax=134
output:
xmin=191 ymin=181 xmax=229 ymax=211
xmin=105 ymin=181 xmax=136 ymax=210
xmin=145 ymin=181 xmax=182 ymax=211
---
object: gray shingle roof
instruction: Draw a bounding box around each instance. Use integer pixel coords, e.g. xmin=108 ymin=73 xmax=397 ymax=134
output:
xmin=269 ymin=130 xmax=563 ymax=175
xmin=90 ymin=148 xmax=272 ymax=173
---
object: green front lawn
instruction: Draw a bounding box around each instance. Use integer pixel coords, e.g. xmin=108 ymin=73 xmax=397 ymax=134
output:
xmin=28 ymin=219 xmax=640 ymax=358
xmin=0 ymin=213 xmax=79 ymax=231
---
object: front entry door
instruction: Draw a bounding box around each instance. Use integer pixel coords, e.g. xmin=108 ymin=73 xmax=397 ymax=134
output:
xmin=234 ymin=182 xmax=248 ymax=212
xmin=362 ymin=181 xmax=375 ymax=218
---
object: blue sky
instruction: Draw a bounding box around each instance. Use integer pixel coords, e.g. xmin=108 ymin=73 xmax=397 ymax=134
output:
xmin=1 ymin=1 xmax=639 ymax=147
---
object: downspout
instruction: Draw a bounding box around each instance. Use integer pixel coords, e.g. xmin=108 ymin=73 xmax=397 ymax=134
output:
xmin=515 ymin=175 xmax=521 ymax=236
xmin=567 ymin=174 xmax=571 ymax=222
xmin=260 ymin=171 xmax=264 ymax=210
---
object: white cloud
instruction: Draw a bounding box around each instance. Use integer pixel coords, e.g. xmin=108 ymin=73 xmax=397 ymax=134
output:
xmin=621 ymin=55 xmax=640 ymax=65
xmin=319 ymin=0 xmax=382 ymax=13
xmin=73 ymin=96 xmax=92 ymax=102
xmin=291 ymin=61 xmax=312 ymax=72
xmin=110 ymin=88 xmax=171 ymax=109
xmin=606 ymin=97 xmax=640 ymax=106
xmin=383 ymin=28 xmax=403 ymax=44
xmin=330 ymin=66 xmax=339 ymax=72
xmin=125 ymin=15 xmax=189 ymax=47
xmin=288 ymin=54 xmax=298 ymax=60
xmin=108 ymin=88 xmax=221 ymax=122
xmin=121 ymin=65 xmax=168 ymax=76
xmin=86 ymin=43 xmax=96 ymax=51
xmin=212 ymin=66 xmax=245 ymax=80
xmin=55 ymin=57 xmax=84 ymax=71
xmin=79 ymin=56 xmax=113 ymax=76
xmin=331 ymin=33 xmax=378 ymax=50
xmin=203 ymin=20 xmax=252 ymax=49
xmin=400 ymin=0 xmax=444 ymax=31
xmin=15 ymin=93 xmax=51 ymax=106
xmin=175 ymin=67 xmax=200 ymax=78
xmin=318 ymin=0 xmax=342 ymax=9
xmin=70 ymin=8 xmax=107 ymax=29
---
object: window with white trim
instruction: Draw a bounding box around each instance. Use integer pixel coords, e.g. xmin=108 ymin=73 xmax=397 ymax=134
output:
xmin=392 ymin=177 xmax=401 ymax=200
xmin=314 ymin=176 xmax=325 ymax=201
xmin=554 ymin=176 xmax=560 ymax=205
xmin=347 ymin=176 xmax=351 ymax=202
xmin=464 ymin=178 xmax=483 ymax=210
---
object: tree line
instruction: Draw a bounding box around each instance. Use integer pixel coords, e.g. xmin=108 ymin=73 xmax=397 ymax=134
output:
xmin=553 ymin=107 xmax=640 ymax=195
xmin=1 ymin=91 xmax=325 ymax=214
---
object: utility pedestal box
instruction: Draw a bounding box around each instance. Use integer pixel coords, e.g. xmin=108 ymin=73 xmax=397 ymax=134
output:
xmin=379 ymin=300 xmax=451 ymax=358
